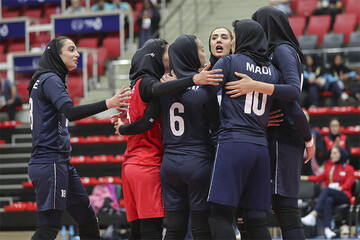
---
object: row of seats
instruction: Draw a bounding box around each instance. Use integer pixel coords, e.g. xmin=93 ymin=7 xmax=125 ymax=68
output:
xmin=292 ymin=0 xmax=360 ymax=20
xmin=70 ymin=154 xmax=124 ymax=165
xmin=314 ymin=125 xmax=360 ymax=135
xmin=307 ymin=105 xmax=360 ymax=115
xmin=289 ymin=13 xmax=359 ymax=44
xmin=70 ymin=135 xmax=125 ymax=144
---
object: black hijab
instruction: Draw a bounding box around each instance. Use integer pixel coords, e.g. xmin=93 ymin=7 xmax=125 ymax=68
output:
xmin=28 ymin=37 xmax=69 ymax=95
xmin=334 ymin=146 xmax=349 ymax=165
xmin=233 ymin=19 xmax=270 ymax=66
xmin=169 ymin=35 xmax=200 ymax=79
xmin=252 ymin=6 xmax=304 ymax=63
xmin=129 ymin=39 xmax=165 ymax=88
xmin=208 ymin=27 xmax=232 ymax=69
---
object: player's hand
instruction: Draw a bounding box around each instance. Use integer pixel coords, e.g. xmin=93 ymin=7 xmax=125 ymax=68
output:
xmin=304 ymin=137 xmax=316 ymax=164
xmin=161 ymin=70 xmax=177 ymax=83
xmin=192 ymin=63 xmax=223 ymax=85
xmin=267 ymin=109 xmax=283 ymax=127
xmin=225 ymin=72 xmax=255 ymax=98
xmin=110 ymin=108 xmax=128 ymax=124
xmin=114 ymin=117 xmax=126 ymax=135
xmin=334 ymin=136 xmax=340 ymax=147
xmin=106 ymin=86 xmax=131 ymax=109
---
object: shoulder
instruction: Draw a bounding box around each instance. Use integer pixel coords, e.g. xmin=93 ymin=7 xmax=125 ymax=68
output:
xmin=274 ymin=44 xmax=298 ymax=59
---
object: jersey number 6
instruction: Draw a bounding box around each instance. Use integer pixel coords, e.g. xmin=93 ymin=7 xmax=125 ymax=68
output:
xmin=169 ymin=102 xmax=185 ymax=136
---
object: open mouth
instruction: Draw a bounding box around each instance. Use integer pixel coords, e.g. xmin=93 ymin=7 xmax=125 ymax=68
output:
xmin=216 ymin=45 xmax=223 ymax=53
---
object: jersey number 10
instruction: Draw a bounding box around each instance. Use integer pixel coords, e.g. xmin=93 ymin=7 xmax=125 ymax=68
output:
xmin=244 ymin=91 xmax=268 ymax=116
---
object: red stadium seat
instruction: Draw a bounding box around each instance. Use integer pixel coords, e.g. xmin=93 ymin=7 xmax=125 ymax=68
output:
xmin=0 ymin=54 xmax=6 ymax=63
xmin=98 ymin=176 xmax=122 ymax=185
xmin=354 ymin=106 xmax=360 ymax=114
xmin=67 ymin=76 xmax=84 ymax=98
xmin=351 ymin=147 xmax=360 ymax=156
xmin=87 ymin=47 xmax=108 ymax=76
xmin=307 ymin=106 xmax=331 ymax=115
xmin=104 ymin=135 xmax=126 ymax=143
xmin=70 ymin=136 xmax=85 ymax=145
xmin=4 ymin=202 xmax=28 ymax=212
xmin=328 ymin=106 xmax=356 ymax=115
xmin=307 ymin=15 xmax=331 ymax=45
xmin=0 ymin=45 xmax=5 ymax=54
xmin=0 ymin=120 xmax=22 ymax=129
xmin=111 ymin=154 xmax=124 ymax=163
xmin=78 ymin=37 xmax=99 ymax=49
xmin=333 ymin=14 xmax=357 ymax=43
xmin=44 ymin=7 xmax=58 ymax=22
xmin=2 ymin=10 xmax=21 ymax=18
xmin=288 ymin=16 xmax=306 ymax=38
xmin=17 ymin=81 xmax=29 ymax=102
xmin=320 ymin=126 xmax=329 ymax=135
xmin=81 ymin=177 xmax=98 ymax=186
xmin=70 ymin=155 xmax=90 ymax=165
xmin=23 ymin=9 xmax=43 ymax=21
xmin=296 ymin=0 xmax=318 ymax=17
xmin=83 ymin=135 xmax=107 ymax=144
xmin=291 ymin=0 xmax=300 ymax=11
xmin=346 ymin=0 xmax=360 ymax=24
xmin=102 ymin=37 xmax=121 ymax=58
xmin=22 ymin=180 xmax=33 ymax=188
xmin=8 ymin=42 xmax=26 ymax=53
xmin=89 ymin=155 xmax=115 ymax=164
xmin=344 ymin=125 xmax=360 ymax=135
xmin=74 ymin=117 xmax=99 ymax=125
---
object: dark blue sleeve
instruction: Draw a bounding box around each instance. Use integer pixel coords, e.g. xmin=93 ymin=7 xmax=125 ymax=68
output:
xmin=279 ymin=100 xmax=312 ymax=141
xmin=42 ymin=76 xmax=72 ymax=110
xmin=271 ymin=46 xmax=302 ymax=101
xmin=178 ymin=58 xmax=226 ymax=106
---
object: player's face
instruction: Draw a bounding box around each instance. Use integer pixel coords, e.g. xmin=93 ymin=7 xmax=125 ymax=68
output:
xmin=231 ymin=30 xmax=235 ymax=53
xmin=330 ymin=147 xmax=341 ymax=163
xmin=210 ymin=28 xmax=232 ymax=59
xmin=195 ymin=38 xmax=206 ymax=69
xmin=59 ymin=39 xmax=80 ymax=71
xmin=329 ymin=120 xmax=340 ymax=135
xmin=162 ymin=45 xmax=170 ymax=73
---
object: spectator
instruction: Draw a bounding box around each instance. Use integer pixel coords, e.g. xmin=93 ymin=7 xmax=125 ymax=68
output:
xmin=0 ymin=78 xmax=22 ymax=121
xmin=302 ymin=109 xmax=327 ymax=176
xmin=137 ymin=0 xmax=161 ymax=48
xmin=324 ymin=118 xmax=351 ymax=159
xmin=91 ymin=0 xmax=113 ymax=11
xmin=313 ymin=0 xmax=342 ymax=29
xmin=269 ymin=0 xmax=292 ymax=16
xmin=65 ymin=0 xmax=86 ymax=14
xmin=301 ymin=146 xmax=354 ymax=239
xmin=330 ymin=54 xmax=359 ymax=102
xmin=110 ymin=0 xmax=132 ymax=11
xmin=302 ymin=54 xmax=327 ymax=107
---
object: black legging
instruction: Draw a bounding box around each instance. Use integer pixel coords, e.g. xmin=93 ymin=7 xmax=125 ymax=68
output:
xmin=129 ymin=218 xmax=163 ymax=240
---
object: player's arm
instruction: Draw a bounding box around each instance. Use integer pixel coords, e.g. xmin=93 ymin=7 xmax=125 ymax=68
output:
xmin=60 ymin=86 xmax=130 ymax=121
xmin=225 ymin=47 xmax=301 ymax=101
xmin=140 ymin=65 xmax=222 ymax=102
xmin=115 ymin=98 xmax=161 ymax=135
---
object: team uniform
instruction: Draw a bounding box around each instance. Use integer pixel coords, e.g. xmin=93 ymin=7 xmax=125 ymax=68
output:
xmin=122 ymin=78 xmax=165 ymax=222
xmin=28 ymin=72 xmax=88 ymax=212
xmin=207 ymin=54 xmax=280 ymax=210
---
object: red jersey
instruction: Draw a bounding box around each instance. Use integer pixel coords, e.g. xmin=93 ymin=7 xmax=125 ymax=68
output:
xmin=324 ymin=134 xmax=347 ymax=151
xmin=308 ymin=161 xmax=355 ymax=199
xmin=123 ymin=78 xmax=163 ymax=166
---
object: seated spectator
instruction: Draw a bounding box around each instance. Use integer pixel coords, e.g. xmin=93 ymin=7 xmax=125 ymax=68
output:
xmin=313 ymin=0 xmax=342 ymax=29
xmin=302 ymin=109 xmax=327 ymax=176
xmin=0 ymin=77 xmax=22 ymax=121
xmin=301 ymin=146 xmax=354 ymax=239
xmin=65 ymin=0 xmax=87 ymax=14
xmin=330 ymin=54 xmax=359 ymax=102
xmin=91 ymin=0 xmax=113 ymax=11
xmin=110 ymin=0 xmax=132 ymax=12
xmin=269 ymin=0 xmax=292 ymax=16
xmin=137 ymin=0 xmax=161 ymax=48
xmin=324 ymin=118 xmax=351 ymax=159
xmin=303 ymin=55 xmax=327 ymax=107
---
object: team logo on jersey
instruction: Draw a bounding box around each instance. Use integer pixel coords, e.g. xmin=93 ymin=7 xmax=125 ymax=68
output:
xmin=61 ymin=189 xmax=66 ymax=198
xmin=145 ymin=53 xmax=155 ymax=57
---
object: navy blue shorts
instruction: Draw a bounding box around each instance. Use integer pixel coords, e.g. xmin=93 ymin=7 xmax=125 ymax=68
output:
xmin=28 ymin=161 xmax=89 ymax=211
xmin=208 ymin=142 xmax=271 ymax=211
xmin=160 ymin=154 xmax=212 ymax=211
xmin=269 ymin=139 xmax=304 ymax=198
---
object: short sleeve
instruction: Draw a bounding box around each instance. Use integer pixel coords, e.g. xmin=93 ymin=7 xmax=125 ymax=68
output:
xmin=42 ymin=76 xmax=72 ymax=110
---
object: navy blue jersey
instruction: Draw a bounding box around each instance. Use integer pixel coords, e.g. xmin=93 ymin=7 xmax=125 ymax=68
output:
xmin=29 ymin=72 xmax=72 ymax=163
xmin=268 ymin=44 xmax=304 ymax=142
xmin=161 ymin=88 xmax=213 ymax=157
xmin=214 ymin=54 xmax=281 ymax=146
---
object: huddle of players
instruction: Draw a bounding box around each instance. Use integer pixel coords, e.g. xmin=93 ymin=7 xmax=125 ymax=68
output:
xmin=112 ymin=6 xmax=315 ymax=240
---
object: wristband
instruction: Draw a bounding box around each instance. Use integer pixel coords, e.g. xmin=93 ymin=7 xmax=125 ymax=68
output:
xmin=305 ymin=137 xmax=314 ymax=148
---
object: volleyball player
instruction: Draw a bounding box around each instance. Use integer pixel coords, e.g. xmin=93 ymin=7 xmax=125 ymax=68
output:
xmin=27 ymin=36 xmax=130 ymax=240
